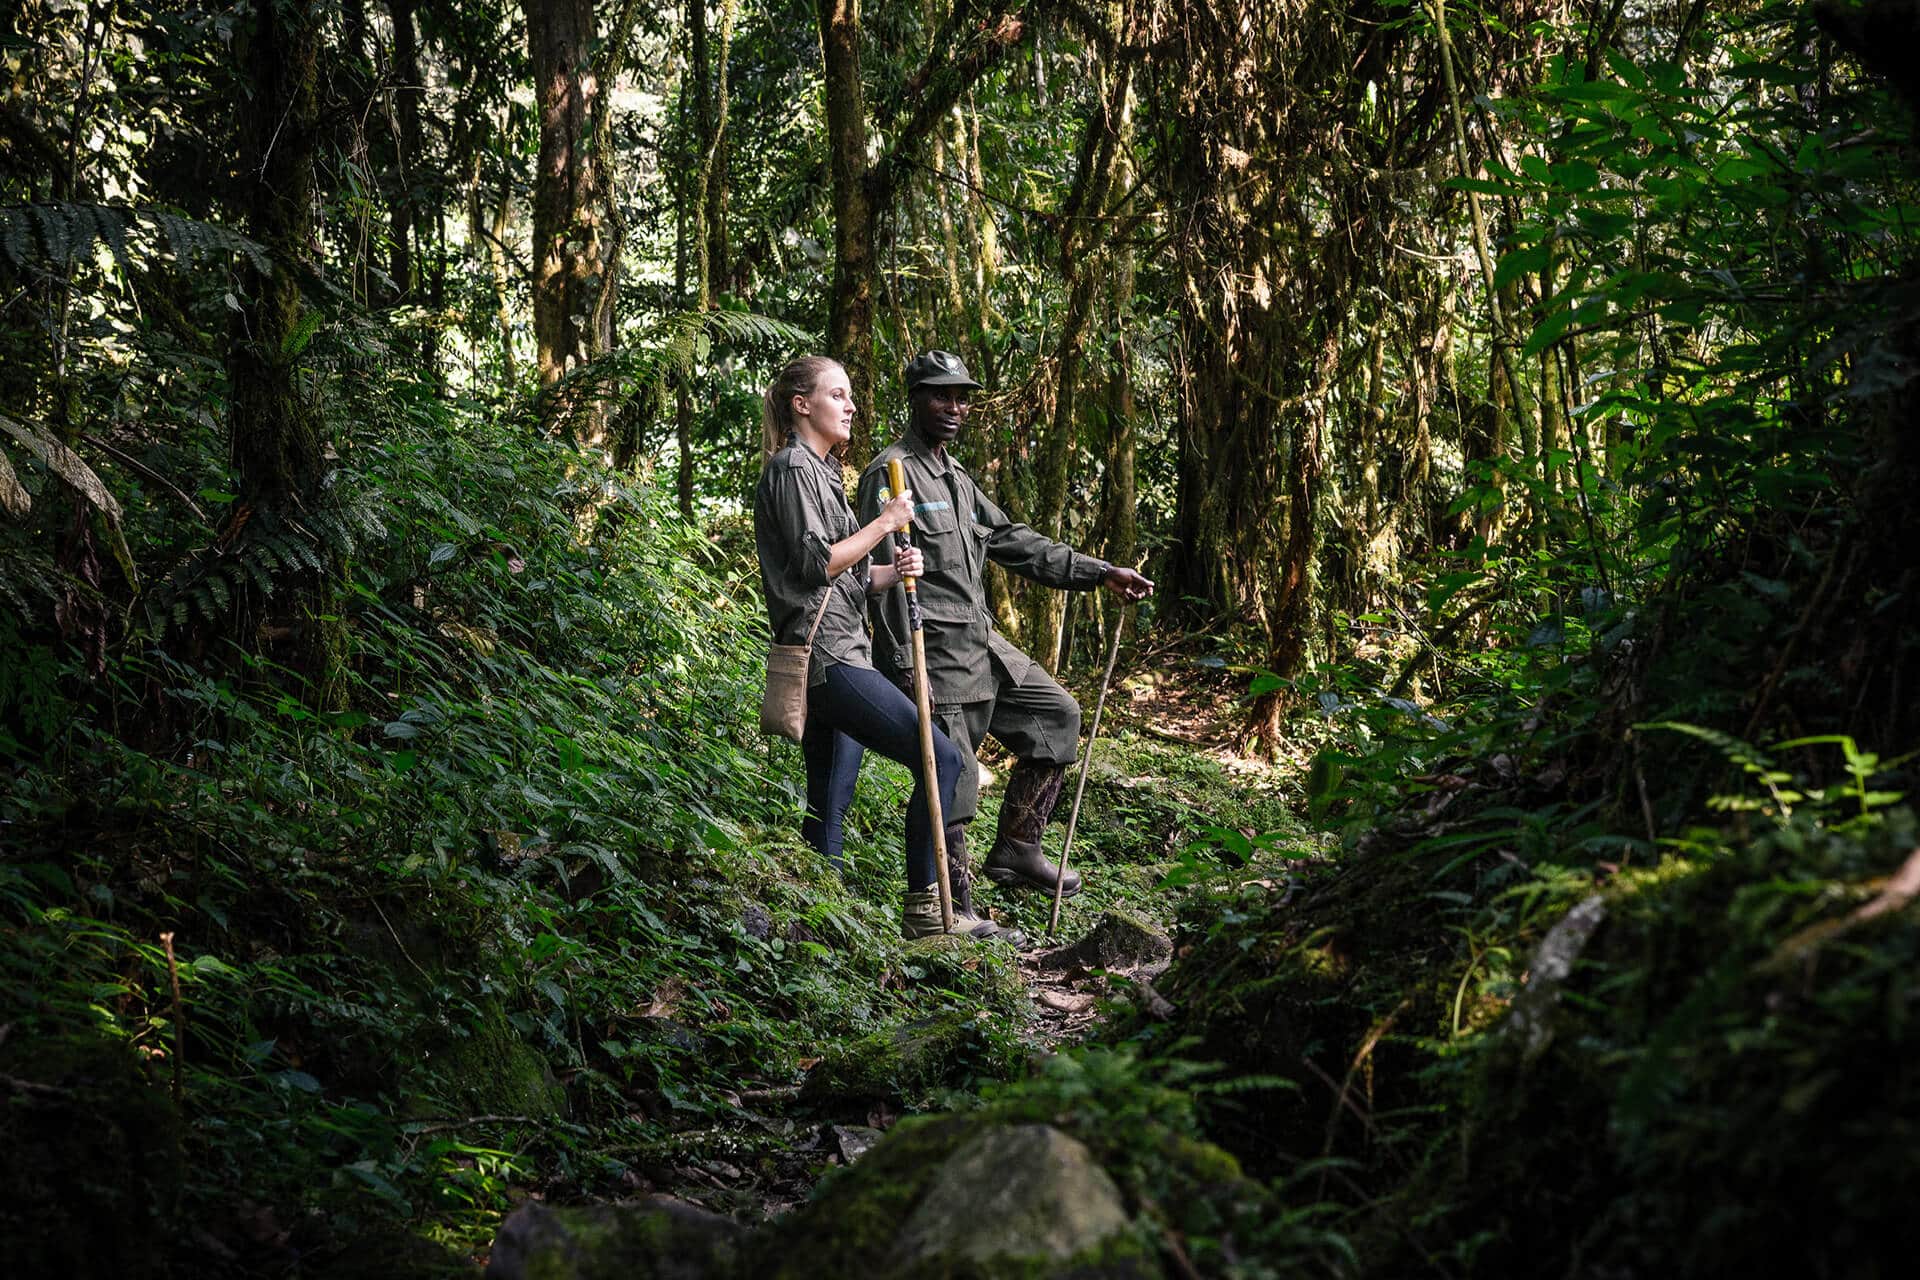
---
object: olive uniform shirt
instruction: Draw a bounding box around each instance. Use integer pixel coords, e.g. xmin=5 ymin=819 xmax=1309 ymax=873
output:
xmin=755 ymin=442 xmax=872 ymax=687
xmin=855 ymin=433 xmax=1110 ymax=703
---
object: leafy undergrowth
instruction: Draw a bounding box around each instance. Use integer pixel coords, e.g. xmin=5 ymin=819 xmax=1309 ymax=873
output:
xmin=1104 ymin=593 xmax=1920 ymax=1276
xmin=0 ymin=398 xmax=1053 ymax=1274
xmin=8 ymin=352 xmax=1915 ymax=1280
xmin=10 ymin=397 xmax=1916 ymax=1277
xmin=0 ymin=356 xmax=1333 ymax=1275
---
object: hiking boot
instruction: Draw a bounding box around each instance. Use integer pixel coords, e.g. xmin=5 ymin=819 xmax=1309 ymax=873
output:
xmin=901 ymin=888 xmax=1013 ymax=943
xmin=943 ymin=820 xmax=974 ymax=911
xmin=984 ymin=761 xmax=1083 ymax=897
xmin=945 ymin=823 xmax=1025 ymax=946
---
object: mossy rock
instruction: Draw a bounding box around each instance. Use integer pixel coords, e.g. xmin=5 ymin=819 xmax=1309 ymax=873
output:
xmin=903 ymin=933 xmax=1028 ymax=1010
xmin=800 ymin=1011 xmax=1002 ymax=1106
xmin=745 ymin=1115 xmax=1162 ymax=1280
xmin=1039 ymin=909 xmax=1172 ymax=971
xmin=416 ymin=997 xmax=566 ymax=1120
xmin=486 ymin=1196 xmax=747 ymax=1280
xmin=481 ymin=1101 xmax=1255 ymax=1280
xmin=886 ymin=1124 xmax=1154 ymax=1277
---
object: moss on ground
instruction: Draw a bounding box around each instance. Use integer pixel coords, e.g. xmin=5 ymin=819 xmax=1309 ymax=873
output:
xmin=800 ymin=1007 xmax=1019 ymax=1107
xmin=419 ymin=996 xmax=567 ymax=1120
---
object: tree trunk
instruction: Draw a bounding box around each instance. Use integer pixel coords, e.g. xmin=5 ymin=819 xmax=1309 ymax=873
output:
xmin=698 ymin=0 xmax=737 ymax=307
xmin=386 ymin=0 xmax=426 ymax=327
xmin=960 ymin=106 xmax=1001 ymax=387
xmin=817 ymin=0 xmax=878 ymax=461
xmin=527 ymin=0 xmax=614 ymax=443
xmin=229 ymin=0 xmax=341 ymax=703
xmin=1102 ymin=332 xmax=1138 ymax=570
xmin=464 ymin=140 xmax=519 ymax=389
xmin=689 ymin=0 xmax=712 ymax=308
xmin=1026 ymin=55 xmax=1132 ymax=669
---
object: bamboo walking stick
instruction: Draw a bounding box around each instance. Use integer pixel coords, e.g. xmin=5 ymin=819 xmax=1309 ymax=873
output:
xmin=887 ymin=459 xmax=955 ymax=932
xmin=1047 ymin=602 xmax=1128 ymax=939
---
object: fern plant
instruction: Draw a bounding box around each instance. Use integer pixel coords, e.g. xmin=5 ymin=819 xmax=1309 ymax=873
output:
xmin=530 ymin=307 xmax=817 ymax=446
xmin=0 ymin=202 xmax=269 ymax=277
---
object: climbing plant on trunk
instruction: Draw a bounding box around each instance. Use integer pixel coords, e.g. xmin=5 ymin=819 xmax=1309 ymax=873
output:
xmin=226 ymin=0 xmax=343 ymax=704
xmin=815 ymin=0 xmax=1032 ymax=462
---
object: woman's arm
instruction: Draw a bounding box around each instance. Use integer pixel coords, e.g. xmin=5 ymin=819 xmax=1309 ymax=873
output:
xmin=825 ymin=488 xmax=915 ymax=577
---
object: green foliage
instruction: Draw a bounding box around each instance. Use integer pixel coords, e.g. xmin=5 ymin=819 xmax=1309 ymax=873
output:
xmin=6 ymin=0 xmax=1920 ymax=1274
xmin=533 ymin=307 xmax=818 ymax=460
xmin=0 ymin=369 xmax=1024 ymax=1268
xmin=979 ymin=1049 xmax=1353 ymax=1277
xmin=0 ymin=202 xmax=271 ymax=278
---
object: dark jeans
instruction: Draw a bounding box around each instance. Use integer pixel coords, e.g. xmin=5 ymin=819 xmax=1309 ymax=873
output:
xmin=801 ymin=662 xmax=962 ymax=891
xmin=799 ymin=731 xmax=864 ymax=874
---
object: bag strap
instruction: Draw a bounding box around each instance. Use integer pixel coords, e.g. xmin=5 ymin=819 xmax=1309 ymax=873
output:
xmin=803 ymin=577 xmax=837 ymax=645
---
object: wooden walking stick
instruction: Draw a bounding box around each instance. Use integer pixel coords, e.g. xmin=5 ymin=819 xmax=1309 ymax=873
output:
xmin=1047 ymin=603 xmax=1128 ymax=940
xmin=887 ymin=459 xmax=954 ymax=932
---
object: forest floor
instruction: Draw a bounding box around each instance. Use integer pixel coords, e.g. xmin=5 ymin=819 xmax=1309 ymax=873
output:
xmin=578 ymin=655 xmax=1318 ymax=1240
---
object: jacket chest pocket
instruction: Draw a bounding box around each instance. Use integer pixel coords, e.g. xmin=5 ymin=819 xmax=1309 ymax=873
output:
xmin=967 ymin=521 xmax=991 ymax=578
xmin=911 ymin=500 xmax=967 ymax=573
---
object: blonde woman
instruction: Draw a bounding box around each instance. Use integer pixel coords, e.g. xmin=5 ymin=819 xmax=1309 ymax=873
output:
xmin=753 ymin=356 xmax=1006 ymax=941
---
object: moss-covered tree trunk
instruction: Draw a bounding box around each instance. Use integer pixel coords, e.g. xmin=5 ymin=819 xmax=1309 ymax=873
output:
xmin=1026 ymin=52 xmax=1134 ymax=671
xmin=817 ymin=1 xmax=1030 ymax=466
xmin=674 ymin=0 xmax=734 ymax=514
xmin=528 ymin=0 xmax=614 ymax=443
xmin=817 ymin=0 xmax=878 ymax=462
xmin=228 ymin=0 xmax=342 ymax=705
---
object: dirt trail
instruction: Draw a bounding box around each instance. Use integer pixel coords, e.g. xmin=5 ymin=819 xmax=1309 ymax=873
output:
xmin=620 ymin=665 xmax=1276 ymax=1226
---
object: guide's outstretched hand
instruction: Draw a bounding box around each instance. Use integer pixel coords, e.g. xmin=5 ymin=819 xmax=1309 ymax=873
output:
xmin=1103 ymin=566 xmax=1155 ymax=601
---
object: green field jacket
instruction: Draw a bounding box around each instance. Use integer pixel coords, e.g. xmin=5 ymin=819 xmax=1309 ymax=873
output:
xmin=856 ymin=433 xmax=1110 ymax=703
xmin=755 ymin=442 xmax=873 ymax=685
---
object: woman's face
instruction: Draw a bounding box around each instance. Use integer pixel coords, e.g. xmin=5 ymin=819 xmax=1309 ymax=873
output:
xmin=793 ymin=364 xmax=856 ymax=450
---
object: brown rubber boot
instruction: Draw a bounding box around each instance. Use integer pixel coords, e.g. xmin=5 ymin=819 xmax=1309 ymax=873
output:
xmin=901 ymin=888 xmax=1012 ymax=943
xmin=983 ymin=761 xmax=1083 ymax=897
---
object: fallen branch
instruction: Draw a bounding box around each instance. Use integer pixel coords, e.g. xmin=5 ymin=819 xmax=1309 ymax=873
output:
xmin=1140 ymin=723 xmax=1217 ymax=748
xmin=0 ymin=1071 xmax=74 ymax=1098
xmin=1763 ymin=846 xmax=1920 ymax=974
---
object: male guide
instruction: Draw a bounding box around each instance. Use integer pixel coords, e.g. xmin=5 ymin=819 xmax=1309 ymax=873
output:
xmin=860 ymin=349 xmax=1153 ymax=919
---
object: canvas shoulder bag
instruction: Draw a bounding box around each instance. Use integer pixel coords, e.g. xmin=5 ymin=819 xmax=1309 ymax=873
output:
xmin=760 ymin=583 xmax=836 ymax=740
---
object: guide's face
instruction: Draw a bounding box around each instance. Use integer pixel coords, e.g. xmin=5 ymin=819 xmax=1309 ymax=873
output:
xmin=910 ymin=386 xmax=972 ymax=446
xmin=794 ymin=366 xmax=856 ymax=448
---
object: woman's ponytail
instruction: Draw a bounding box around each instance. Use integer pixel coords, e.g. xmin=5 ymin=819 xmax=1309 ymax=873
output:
xmin=761 ymin=356 xmax=843 ymax=459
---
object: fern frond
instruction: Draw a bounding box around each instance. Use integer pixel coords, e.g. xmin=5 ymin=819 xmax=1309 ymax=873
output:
xmin=529 ymin=308 xmax=819 ymax=444
xmin=0 ymin=203 xmax=270 ymax=275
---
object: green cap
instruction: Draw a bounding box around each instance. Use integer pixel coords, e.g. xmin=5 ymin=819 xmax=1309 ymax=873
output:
xmin=904 ymin=350 xmax=983 ymax=392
